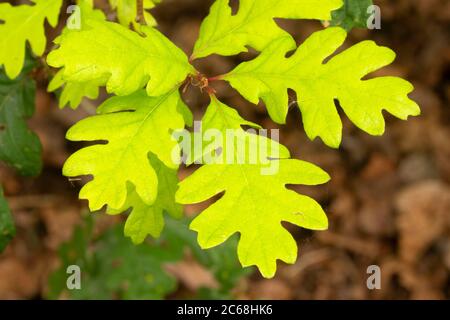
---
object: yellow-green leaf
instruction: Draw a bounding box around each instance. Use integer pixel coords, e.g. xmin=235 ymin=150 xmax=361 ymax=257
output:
xmin=192 ymin=0 xmax=343 ymax=59
xmin=181 ymin=96 xmax=289 ymax=165
xmin=0 ymin=0 xmax=63 ymax=79
xmin=63 ymin=90 xmax=190 ymax=211
xmin=47 ymin=0 xmax=106 ymax=109
xmin=224 ymin=27 xmax=420 ymax=148
xmin=48 ymin=69 xmax=105 ymax=109
xmin=47 ymin=18 xmax=194 ymax=97
xmin=176 ymin=97 xmax=329 ymax=278
xmin=107 ymin=154 xmax=183 ymax=244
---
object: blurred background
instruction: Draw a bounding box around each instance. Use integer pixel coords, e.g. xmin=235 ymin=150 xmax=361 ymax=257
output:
xmin=0 ymin=0 xmax=449 ymax=299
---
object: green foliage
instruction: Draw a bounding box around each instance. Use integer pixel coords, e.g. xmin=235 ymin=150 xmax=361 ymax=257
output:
xmin=48 ymin=0 xmax=419 ymax=277
xmin=48 ymin=217 xmax=177 ymax=300
xmin=0 ymin=187 xmax=15 ymax=253
xmin=0 ymin=0 xmax=418 ymax=280
xmin=109 ymin=0 xmax=162 ymax=28
xmin=0 ymin=0 xmax=63 ymax=79
xmin=106 ymin=154 xmax=183 ymax=244
xmin=48 ymin=216 xmax=247 ymax=300
xmin=0 ymin=59 xmax=42 ymax=176
xmin=223 ymin=27 xmax=420 ymax=148
xmin=192 ymin=0 xmax=343 ymax=59
xmin=47 ymin=18 xmax=194 ymax=97
xmin=48 ymin=69 xmax=103 ymax=109
xmin=183 ymin=96 xmax=290 ymax=165
xmin=0 ymin=54 xmax=42 ymax=252
xmin=331 ymin=0 xmax=374 ymax=30
xmin=176 ymin=97 xmax=330 ymax=278
xmin=63 ymin=90 xmax=190 ymax=211
xmin=47 ymin=0 xmax=106 ymax=109
xmin=164 ymin=218 xmax=251 ymax=299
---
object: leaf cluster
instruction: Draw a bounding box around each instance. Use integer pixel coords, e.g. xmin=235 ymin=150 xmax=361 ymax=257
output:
xmin=0 ymin=0 xmax=420 ymax=278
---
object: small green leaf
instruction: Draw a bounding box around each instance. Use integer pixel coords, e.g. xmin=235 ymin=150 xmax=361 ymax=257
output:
xmin=164 ymin=218 xmax=250 ymax=298
xmin=48 ymin=69 xmax=105 ymax=109
xmin=176 ymin=98 xmax=330 ymax=278
xmin=47 ymin=0 xmax=106 ymax=109
xmin=63 ymin=90 xmax=190 ymax=211
xmin=46 ymin=216 xmax=93 ymax=300
xmin=48 ymin=218 xmax=178 ymax=300
xmin=48 ymin=215 xmax=248 ymax=299
xmin=331 ymin=0 xmax=373 ymax=31
xmin=94 ymin=227 xmax=177 ymax=299
xmin=47 ymin=18 xmax=194 ymax=97
xmin=0 ymin=186 xmax=15 ymax=252
xmin=224 ymin=27 xmax=420 ymax=148
xmin=0 ymin=0 xmax=63 ymax=79
xmin=192 ymin=0 xmax=343 ymax=59
xmin=107 ymin=154 xmax=183 ymax=244
xmin=0 ymin=61 xmax=42 ymax=176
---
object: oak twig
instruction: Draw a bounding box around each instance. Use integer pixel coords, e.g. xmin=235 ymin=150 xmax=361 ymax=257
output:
xmin=136 ymin=0 xmax=147 ymax=25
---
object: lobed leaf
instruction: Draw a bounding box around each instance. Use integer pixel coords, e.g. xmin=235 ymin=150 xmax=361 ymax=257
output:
xmin=47 ymin=0 xmax=107 ymax=109
xmin=48 ymin=69 xmax=105 ymax=109
xmin=181 ymin=96 xmax=289 ymax=165
xmin=224 ymin=27 xmax=420 ymax=148
xmin=107 ymin=154 xmax=183 ymax=244
xmin=63 ymin=90 xmax=191 ymax=211
xmin=47 ymin=18 xmax=194 ymax=97
xmin=176 ymin=97 xmax=330 ymax=278
xmin=192 ymin=0 xmax=343 ymax=59
xmin=0 ymin=0 xmax=63 ymax=79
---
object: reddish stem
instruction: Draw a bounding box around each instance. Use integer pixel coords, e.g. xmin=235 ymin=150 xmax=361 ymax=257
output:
xmin=208 ymin=75 xmax=225 ymax=82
